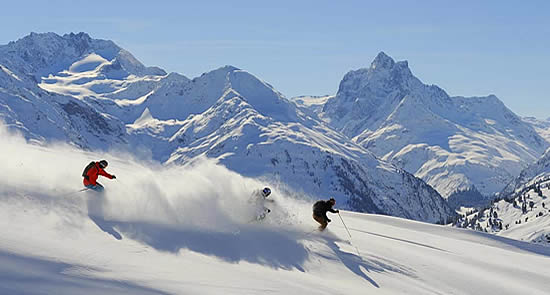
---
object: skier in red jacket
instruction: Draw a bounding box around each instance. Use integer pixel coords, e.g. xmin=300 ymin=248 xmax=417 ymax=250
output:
xmin=82 ymin=160 xmax=116 ymax=192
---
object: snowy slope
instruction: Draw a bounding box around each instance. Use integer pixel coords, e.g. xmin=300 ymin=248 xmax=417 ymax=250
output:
xmin=0 ymin=32 xmax=453 ymax=222
xmin=501 ymin=148 xmax=550 ymax=196
xmin=162 ymin=87 xmax=451 ymax=222
xmin=0 ymin=60 xmax=127 ymax=150
xmin=0 ymin=32 xmax=171 ymax=150
xmin=0 ymin=32 xmax=173 ymax=150
xmin=452 ymin=132 xmax=550 ymax=248
xmin=291 ymin=95 xmax=334 ymax=116
xmin=318 ymin=52 xmax=547 ymax=201
xmin=1 ymin=130 xmax=549 ymax=295
xmin=523 ymin=116 xmax=550 ymax=144
xmin=456 ymin=176 xmax=550 ymax=246
xmin=119 ymin=66 xmax=452 ymax=221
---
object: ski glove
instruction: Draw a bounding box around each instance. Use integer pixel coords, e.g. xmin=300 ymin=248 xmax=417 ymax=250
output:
xmin=327 ymin=219 xmax=331 ymax=223
xmin=112 ymin=175 xmax=116 ymax=179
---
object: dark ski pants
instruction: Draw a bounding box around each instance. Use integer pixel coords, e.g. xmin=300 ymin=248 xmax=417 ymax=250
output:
xmin=313 ymin=213 xmax=328 ymax=231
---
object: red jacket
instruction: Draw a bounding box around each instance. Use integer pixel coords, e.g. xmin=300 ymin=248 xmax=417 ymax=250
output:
xmin=83 ymin=162 xmax=114 ymax=186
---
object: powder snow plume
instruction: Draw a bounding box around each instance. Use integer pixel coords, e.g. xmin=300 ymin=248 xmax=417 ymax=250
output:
xmin=0 ymin=123 xmax=317 ymax=238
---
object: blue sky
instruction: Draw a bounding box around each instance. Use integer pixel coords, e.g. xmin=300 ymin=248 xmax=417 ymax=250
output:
xmin=1 ymin=0 xmax=549 ymax=118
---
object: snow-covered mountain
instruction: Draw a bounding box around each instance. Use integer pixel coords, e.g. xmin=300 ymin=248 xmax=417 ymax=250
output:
xmin=161 ymin=84 xmax=449 ymax=221
xmin=291 ymin=95 xmax=334 ymax=116
xmin=317 ymin=52 xmax=547 ymax=202
xmin=0 ymin=32 xmax=453 ymax=222
xmin=0 ymin=32 xmax=173 ymax=150
xmin=2 ymin=138 xmax=549 ymax=295
xmin=456 ymin=174 xmax=550 ymax=246
xmin=452 ymin=118 xmax=550 ymax=247
xmin=0 ymin=32 xmax=165 ymax=80
xmin=523 ymin=116 xmax=550 ymax=144
xmin=501 ymin=147 xmax=550 ymax=197
xmin=0 ymin=60 xmax=127 ymax=150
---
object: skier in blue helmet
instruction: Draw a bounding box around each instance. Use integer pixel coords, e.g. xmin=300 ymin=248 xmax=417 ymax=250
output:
xmin=250 ymin=187 xmax=274 ymax=220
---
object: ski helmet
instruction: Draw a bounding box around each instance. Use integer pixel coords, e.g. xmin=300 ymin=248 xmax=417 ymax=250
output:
xmin=262 ymin=187 xmax=271 ymax=197
xmin=98 ymin=160 xmax=108 ymax=168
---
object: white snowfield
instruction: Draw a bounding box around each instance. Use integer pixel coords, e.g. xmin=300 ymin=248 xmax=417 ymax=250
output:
xmin=1 ymin=130 xmax=549 ymax=295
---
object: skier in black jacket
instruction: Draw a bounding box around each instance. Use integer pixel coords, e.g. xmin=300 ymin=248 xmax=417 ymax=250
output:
xmin=312 ymin=197 xmax=339 ymax=231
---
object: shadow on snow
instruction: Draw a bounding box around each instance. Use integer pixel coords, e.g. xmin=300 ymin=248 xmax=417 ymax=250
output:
xmin=0 ymin=251 xmax=168 ymax=295
xmin=86 ymin=195 xmax=416 ymax=283
xmin=306 ymin=232 xmax=416 ymax=288
xmin=87 ymin=195 xmax=308 ymax=271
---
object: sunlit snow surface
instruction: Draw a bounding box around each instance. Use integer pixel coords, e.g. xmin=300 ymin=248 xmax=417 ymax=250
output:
xmin=1 ymin=127 xmax=549 ymax=295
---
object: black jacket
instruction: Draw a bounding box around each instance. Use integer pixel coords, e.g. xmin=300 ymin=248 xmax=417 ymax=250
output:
xmin=313 ymin=200 xmax=338 ymax=220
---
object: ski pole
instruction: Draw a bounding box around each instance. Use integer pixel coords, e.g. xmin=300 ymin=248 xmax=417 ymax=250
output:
xmin=338 ymin=211 xmax=353 ymax=239
xmin=59 ymin=187 xmax=89 ymax=197
xmin=338 ymin=211 xmax=361 ymax=257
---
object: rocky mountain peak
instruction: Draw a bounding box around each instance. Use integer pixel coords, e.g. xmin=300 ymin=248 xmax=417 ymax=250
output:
xmin=370 ymin=51 xmax=395 ymax=70
xmin=12 ymin=32 xmax=108 ymax=58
